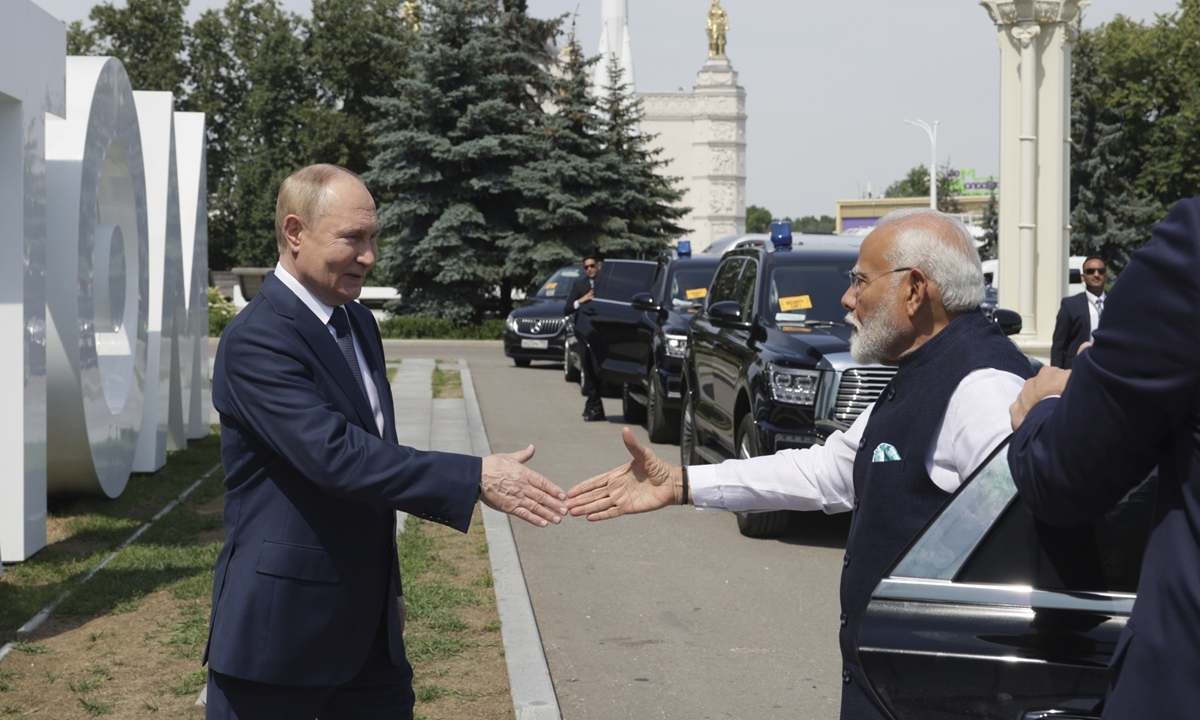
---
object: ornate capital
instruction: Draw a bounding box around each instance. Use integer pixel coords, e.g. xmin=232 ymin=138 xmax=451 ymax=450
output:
xmin=1012 ymin=23 xmax=1041 ymax=47
xmin=981 ymin=0 xmax=1090 ymax=29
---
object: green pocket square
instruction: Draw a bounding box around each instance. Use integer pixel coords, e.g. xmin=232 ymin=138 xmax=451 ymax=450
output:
xmin=872 ymin=443 xmax=901 ymax=462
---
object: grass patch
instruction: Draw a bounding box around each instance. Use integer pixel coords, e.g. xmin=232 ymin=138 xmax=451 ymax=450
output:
xmin=0 ymin=432 xmax=224 ymax=636
xmin=431 ymin=368 xmax=463 ymax=399
xmin=387 ymin=366 xmax=399 ymax=384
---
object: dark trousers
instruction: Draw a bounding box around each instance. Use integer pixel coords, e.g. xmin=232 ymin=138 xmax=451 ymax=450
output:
xmin=581 ymin=346 xmax=604 ymax=417
xmin=205 ymin=612 xmax=413 ymax=720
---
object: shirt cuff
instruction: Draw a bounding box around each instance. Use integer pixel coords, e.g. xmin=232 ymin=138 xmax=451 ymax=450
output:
xmin=686 ymin=464 xmax=726 ymax=510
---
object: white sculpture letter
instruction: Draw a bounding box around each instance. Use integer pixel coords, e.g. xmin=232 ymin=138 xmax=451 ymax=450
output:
xmin=45 ymin=57 xmax=150 ymax=498
xmin=0 ymin=0 xmax=66 ymax=562
xmin=175 ymin=111 xmax=210 ymax=439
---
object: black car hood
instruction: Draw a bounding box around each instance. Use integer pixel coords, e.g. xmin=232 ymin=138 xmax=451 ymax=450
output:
xmin=511 ymin=297 xmax=567 ymax=319
xmin=761 ymin=324 xmax=852 ymax=364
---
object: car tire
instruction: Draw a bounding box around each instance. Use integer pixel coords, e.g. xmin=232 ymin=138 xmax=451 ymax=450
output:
xmin=680 ymin=388 xmax=703 ymax=466
xmin=646 ymin=369 xmax=679 ymax=444
xmin=622 ymin=384 xmax=646 ymax=424
xmin=734 ymin=414 xmax=791 ymax=539
xmin=580 ymin=349 xmax=593 ymax=396
xmin=514 ymin=358 xmax=531 ymax=368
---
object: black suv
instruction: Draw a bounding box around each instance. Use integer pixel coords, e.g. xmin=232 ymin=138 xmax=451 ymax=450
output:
xmin=681 ymin=242 xmax=896 ymax=537
xmin=504 ymin=264 xmax=582 ymax=367
xmin=622 ymin=249 xmax=722 ymax=442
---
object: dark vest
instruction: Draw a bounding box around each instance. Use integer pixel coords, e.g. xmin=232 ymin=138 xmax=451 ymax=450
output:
xmin=837 ymin=310 xmax=1034 ymax=720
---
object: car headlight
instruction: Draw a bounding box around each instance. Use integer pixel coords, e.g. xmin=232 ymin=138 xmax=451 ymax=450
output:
xmin=767 ymin=364 xmax=821 ymax=406
xmin=506 ymin=313 xmax=517 ymax=333
xmin=663 ymin=333 xmax=688 ymax=358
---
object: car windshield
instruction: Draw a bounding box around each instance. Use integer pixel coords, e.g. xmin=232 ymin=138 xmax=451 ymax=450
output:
xmin=535 ymin=266 xmax=582 ymax=298
xmin=765 ymin=260 xmax=855 ymax=326
xmin=667 ymin=266 xmax=718 ymax=311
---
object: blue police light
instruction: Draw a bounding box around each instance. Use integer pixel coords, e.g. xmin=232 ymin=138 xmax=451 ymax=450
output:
xmin=771 ymin=221 xmax=793 ymax=250
xmin=677 ymin=239 xmax=692 ymax=256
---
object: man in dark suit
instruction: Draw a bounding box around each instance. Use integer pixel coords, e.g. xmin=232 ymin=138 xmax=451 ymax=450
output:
xmin=205 ymin=164 xmax=567 ymax=720
xmin=1050 ymin=255 xmax=1108 ymax=368
xmin=564 ymin=256 xmax=605 ymax=421
xmin=1009 ymin=197 xmax=1200 ymax=720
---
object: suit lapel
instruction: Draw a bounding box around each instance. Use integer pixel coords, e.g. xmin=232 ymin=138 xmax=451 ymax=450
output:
xmin=347 ymin=305 xmax=397 ymax=442
xmin=292 ymin=299 xmax=381 ymax=435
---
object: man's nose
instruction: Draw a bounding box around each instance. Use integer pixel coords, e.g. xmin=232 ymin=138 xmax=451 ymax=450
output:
xmin=841 ymin=285 xmax=856 ymax=312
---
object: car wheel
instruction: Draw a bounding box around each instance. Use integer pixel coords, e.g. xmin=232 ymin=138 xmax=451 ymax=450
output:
xmin=564 ymin=344 xmax=580 ymax=382
xmin=580 ymin=350 xmax=593 ymax=396
xmin=514 ymin=358 xmax=531 ymax=368
xmin=622 ymin=384 xmax=646 ymax=424
xmin=680 ymin=389 xmax=703 ymax=466
xmin=734 ymin=414 xmax=791 ymax=538
xmin=646 ymin=369 xmax=679 ymax=444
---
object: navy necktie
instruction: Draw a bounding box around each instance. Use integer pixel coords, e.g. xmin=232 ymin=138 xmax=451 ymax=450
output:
xmin=329 ymin=306 xmax=370 ymax=403
xmin=1095 ymin=296 xmax=1104 ymax=315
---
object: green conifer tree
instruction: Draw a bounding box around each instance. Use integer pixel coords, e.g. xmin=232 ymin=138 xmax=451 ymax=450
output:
xmin=366 ymin=0 xmax=559 ymax=322
xmin=595 ymin=57 xmax=687 ymax=257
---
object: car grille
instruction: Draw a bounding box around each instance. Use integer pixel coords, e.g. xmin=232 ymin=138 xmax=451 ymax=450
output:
xmin=515 ymin=318 xmax=564 ymax=336
xmin=834 ymin=368 xmax=898 ymax=424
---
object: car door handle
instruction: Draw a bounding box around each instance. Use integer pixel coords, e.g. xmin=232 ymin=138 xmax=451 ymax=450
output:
xmin=1023 ymin=712 xmax=1098 ymax=720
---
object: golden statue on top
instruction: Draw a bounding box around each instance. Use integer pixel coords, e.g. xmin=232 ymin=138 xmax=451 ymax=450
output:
xmin=402 ymin=0 xmax=421 ymax=32
xmin=707 ymin=0 xmax=729 ymax=58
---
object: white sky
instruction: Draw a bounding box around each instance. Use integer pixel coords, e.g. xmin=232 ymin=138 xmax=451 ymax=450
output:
xmin=33 ymin=0 xmax=1182 ymax=218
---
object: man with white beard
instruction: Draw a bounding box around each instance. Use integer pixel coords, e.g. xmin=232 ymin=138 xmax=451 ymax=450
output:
xmin=565 ymin=208 xmax=1033 ymax=720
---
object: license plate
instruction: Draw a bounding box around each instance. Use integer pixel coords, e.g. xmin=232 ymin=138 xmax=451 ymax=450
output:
xmin=521 ymin=339 xmax=549 ymax=349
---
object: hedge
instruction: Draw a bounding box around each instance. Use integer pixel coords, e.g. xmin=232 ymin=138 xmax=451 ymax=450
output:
xmin=377 ymin=317 xmax=504 ymax=340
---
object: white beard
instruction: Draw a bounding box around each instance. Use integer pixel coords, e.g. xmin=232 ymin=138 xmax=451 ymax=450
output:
xmin=845 ymin=294 xmax=907 ymax=365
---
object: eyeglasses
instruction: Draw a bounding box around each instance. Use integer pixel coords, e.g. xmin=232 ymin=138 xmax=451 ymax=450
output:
xmin=1083 ymin=268 xmax=1107 ymax=276
xmin=846 ymin=267 xmax=913 ymax=292
xmin=584 ymin=263 xmax=598 ymax=269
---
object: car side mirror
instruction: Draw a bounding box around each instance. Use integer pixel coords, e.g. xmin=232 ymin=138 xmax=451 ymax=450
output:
xmin=631 ymin=292 xmax=659 ymax=312
xmin=992 ymin=308 xmax=1022 ymax=336
xmin=707 ymin=300 xmax=748 ymax=328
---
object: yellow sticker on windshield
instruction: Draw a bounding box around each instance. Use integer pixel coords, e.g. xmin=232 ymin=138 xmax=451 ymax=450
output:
xmin=685 ymin=288 xmax=708 ymax=300
xmin=545 ymin=282 xmax=558 ymax=290
xmin=779 ymin=295 xmax=813 ymax=311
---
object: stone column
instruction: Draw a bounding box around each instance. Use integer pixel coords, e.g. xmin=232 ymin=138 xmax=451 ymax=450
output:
xmin=982 ymin=0 xmax=1088 ymax=356
xmin=691 ymin=57 xmax=746 ymax=247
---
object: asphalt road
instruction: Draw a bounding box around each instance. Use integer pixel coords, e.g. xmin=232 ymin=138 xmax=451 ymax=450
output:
xmin=384 ymin=340 xmax=848 ymax=720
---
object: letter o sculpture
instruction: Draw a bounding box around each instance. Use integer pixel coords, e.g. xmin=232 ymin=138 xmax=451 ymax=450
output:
xmin=45 ymin=57 xmax=149 ymax=497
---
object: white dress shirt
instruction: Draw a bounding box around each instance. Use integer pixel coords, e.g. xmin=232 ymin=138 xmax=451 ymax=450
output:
xmin=688 ymin=367 xmax=1026 ymax=514
xmin=1086 ymin=290 xmax=1106 ymax=342
xmin=274 ymin=262 xmax=385 ymax=436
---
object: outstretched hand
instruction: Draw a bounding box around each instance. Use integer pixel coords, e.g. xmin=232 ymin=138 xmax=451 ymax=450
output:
xmin=566 ymin=427 xmax=681 ymax=521
xmin=480 ymin=445 xmax=568 ymax=527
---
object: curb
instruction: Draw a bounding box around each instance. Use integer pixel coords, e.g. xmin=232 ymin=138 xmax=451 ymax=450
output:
xmin=460 ymin=363 xmax=562 ymax=720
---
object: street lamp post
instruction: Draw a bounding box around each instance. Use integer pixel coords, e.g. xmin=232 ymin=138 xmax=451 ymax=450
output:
xmin=904 ymin=119 xmax=939 ymax=210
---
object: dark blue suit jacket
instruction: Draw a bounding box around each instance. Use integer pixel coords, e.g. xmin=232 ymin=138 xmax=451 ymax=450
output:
xmin=204 ymin=272 xmax=481 ymax=686
xmin=1050 ymin=291 xmax=1092 ymax=369
xmin=1009 ymin=197 xmax=1200 ymax=719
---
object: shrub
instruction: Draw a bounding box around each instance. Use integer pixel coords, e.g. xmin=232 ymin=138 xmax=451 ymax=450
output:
xmin=377 ymin=317 xmax=504 ymax=340
xmin=208 ymin=287 xmax=238 ymax=337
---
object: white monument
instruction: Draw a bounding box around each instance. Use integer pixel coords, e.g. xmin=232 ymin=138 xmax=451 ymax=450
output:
xmin=177 ymin=111 xmax=211 ymax=439
xmin=639 ymin=0 xmax=746 ymax=250
xmin=593 ymin=0 xmax=636 ymax=96
xmin=982 ymin=0 xmax=1089 ymax=357
xmin=0 ymin=1 xmax=65 ymax=562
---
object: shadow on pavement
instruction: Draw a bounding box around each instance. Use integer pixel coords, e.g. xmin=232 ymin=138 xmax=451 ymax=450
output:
xmin=775 ymin=511 xmax=852 ymax=549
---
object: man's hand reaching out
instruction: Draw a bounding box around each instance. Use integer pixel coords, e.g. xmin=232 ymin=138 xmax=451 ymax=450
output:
xmin=566 ymin=427 xmax=682 ymax=520
xmin=480 ymin=445 xmax=567 ymax=527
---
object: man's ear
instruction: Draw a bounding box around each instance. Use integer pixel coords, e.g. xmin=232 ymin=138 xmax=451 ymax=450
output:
xmin=282 ymin=214 xmax=305 ymax=252
xmin=904 ymin=268 xmax=930 ymax=316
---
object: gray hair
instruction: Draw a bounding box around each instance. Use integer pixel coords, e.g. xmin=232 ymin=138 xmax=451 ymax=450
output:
xmin=875 ymin=208 xmax=985 ymax=313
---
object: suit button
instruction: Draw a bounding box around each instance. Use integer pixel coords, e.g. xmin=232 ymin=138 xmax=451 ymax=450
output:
xmin=843 ymin=669 xmax=851 ymax=684
xmin=840 ymin=613 xmax=847 ymax=627
xmin=887 ymin=387 xmax=896 ymax=400
xmin=853 ymin=498 xmax=860 ymax=510
xmin=843 ymin=553 xmax=850 ymax=568
xmin=857 ymin=438 xmax=866 ymax=451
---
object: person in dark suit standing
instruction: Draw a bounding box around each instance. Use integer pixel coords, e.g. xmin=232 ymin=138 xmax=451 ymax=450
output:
xmin=1050 ymin=255 xmax=1108 ymax=368
xmin=564 ymin=256 xmax=605 ymax=421
xmin=1009 ymin=197 xmax=1200 ymax=720
xmin=205 ymin=164 xmax=567 ymax=720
